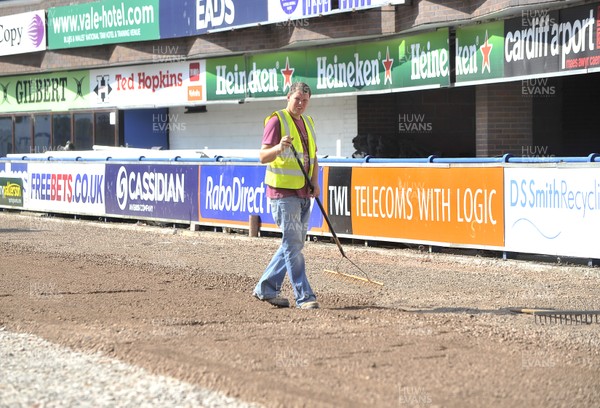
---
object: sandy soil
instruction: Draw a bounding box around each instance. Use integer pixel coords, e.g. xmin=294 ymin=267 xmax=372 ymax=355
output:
xmin=0 ymin=211 xmax=599 ymax=408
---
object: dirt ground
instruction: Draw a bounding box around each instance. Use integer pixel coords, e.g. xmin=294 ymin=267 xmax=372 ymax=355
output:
xmin=0 ymin=211 xmax=599 ymax=408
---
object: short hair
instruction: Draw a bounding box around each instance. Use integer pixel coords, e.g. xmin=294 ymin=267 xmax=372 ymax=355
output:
xmin=288 ymin=82 xmax=311 ymax=97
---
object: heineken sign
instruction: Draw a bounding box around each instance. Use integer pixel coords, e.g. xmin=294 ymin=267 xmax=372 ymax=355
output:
xmin=206 ymin=53 xmax=302 ymax=100
xmin=455 ymin=22 xmax=505 ymax=83
xmin=206 ymin=29 xmax=450 ymax=100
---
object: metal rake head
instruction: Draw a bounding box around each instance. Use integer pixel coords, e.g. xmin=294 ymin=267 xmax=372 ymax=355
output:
xmin=533 ymin=310 xmax=600 ymax=325
xmin=511 ymin=308 xmax=600 ymax=325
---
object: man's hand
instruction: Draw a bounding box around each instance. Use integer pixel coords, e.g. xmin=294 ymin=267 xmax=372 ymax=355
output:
xmin=310 ymin=183 xmax=320 ymax=198
xmin=279 ymin=135 xmax=293 ymax=155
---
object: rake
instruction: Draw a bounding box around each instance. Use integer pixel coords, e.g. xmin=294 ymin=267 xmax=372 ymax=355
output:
xmin=511 ymin=308 xmax=600 ymax=325
xmin=289 ymin=144 xmax=383 ymax=287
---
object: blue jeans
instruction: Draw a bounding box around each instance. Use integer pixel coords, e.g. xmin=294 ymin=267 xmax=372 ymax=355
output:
xmin=254 ymin=196 xmax=316 ymax=307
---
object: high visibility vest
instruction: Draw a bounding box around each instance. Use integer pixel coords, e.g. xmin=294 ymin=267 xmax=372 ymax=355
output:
xmin=264 ymin=109 xmax=317 ymax=190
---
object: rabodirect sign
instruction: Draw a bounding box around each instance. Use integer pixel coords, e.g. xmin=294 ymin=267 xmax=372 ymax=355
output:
xmin=198 ymin=164 xmax=323 ymax=230
xmin=105 ymin=164 xmax=199 ymax=222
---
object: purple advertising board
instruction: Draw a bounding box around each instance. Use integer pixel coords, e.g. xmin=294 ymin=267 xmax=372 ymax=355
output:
xmin=198 ymin=164 xmax=323 ymax=230
xmin=105 ymin=163 xmax=199 ymax=221
xmin=160 ymin=0 xmax=268 ymax=38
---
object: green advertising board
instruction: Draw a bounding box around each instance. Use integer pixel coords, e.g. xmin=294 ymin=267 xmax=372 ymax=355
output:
xmin=0 ymin=71 xmax=90 ymax=113
xmin=206 ymin=52 xmax=307 ymax=100
xmin=206 ymin=29 xmax=450 ymax=101
xmin=393 ymin=28 xmax=450 ymax=90
xmin=455 ymin=21 xmax=504 ymax=83
xmin=48 ymin=0 xmax=160 ymax=49
xmin=306 ymin=41 xmax=392 ymax=94
xmin=206 ymin=55 xmax=247 ymax=101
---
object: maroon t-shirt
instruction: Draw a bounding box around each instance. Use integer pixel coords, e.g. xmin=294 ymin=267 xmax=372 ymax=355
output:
xmin=262 ymin=114 xmax=314 ymax=199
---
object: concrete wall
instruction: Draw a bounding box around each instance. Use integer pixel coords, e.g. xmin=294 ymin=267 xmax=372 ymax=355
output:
xmin=168 ymin=95 xmax=358 ymax=157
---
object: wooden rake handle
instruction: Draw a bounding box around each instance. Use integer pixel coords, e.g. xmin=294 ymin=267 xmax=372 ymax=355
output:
xmin=288 ymin=144 xmax=347 ymax=259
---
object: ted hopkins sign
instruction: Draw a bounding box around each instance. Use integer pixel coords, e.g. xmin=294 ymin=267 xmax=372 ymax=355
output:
xmin=0 ymin=10 xmax=46 ymax=56
xmin=89 ymin=60 xmax=206 ymax=107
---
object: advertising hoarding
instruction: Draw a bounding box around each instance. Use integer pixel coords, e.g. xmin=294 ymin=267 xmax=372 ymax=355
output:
xmin=48 ymin=0 xmax=160 ymax=49
xmin=26 ymin=162 xmax=106 ymax=215
xmin=505 ymin=167 xmax=600 ymax=258
xmin=0 ymin=177 xmax=24 ymax=207
xmin=198 ymin=164 xmax=323 ymax=231
xmin=205 ymin=29 xmax=450 ymax=101
xmin=0 ymin=10 xmax=46 ymax=56
xmin=89 ymin=60 xmax=206 ymax=108
xmin=0 ymin=71 xmax=89 ymax=113
xmin=105 ymin=164 xmax=199 ymax=222
xmin=326 ymin=166 xmax=504 ymax=246
xmin=456 ymin=2 xmax=600 ymax=83
xmin=160 ymin=0 xmax=268 ymax=38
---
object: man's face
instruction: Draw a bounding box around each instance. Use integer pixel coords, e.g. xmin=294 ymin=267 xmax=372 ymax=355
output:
xmin=286 ymin=90 xmax=310 ymax=118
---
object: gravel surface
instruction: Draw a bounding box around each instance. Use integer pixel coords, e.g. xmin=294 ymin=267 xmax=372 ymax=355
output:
xmin=0 ymin=328 xmax=259 ymax=408
xmin=0 ymin=211 xmax=599 ymax=407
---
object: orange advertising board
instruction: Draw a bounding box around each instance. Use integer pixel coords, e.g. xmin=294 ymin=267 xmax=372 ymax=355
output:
xmin=325 ymin=166 xmax=504 ymax=247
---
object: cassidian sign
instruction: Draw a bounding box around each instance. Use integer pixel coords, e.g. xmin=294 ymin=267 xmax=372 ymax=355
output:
xmin=0 ymin=10 xmax=46 ymax=56
xmin=105 ymin=164 xmax=199 ymax=222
